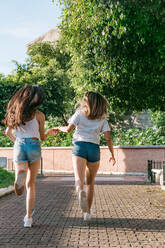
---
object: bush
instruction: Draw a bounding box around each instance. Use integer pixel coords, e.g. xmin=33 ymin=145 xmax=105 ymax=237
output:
xmin=0 ymin=128 xmax=13 ymax=147
xmin=41 ymin=115 xmax=73 ymax=147
xmin=111 ymin=127 xmax=165 ymax=146
xmin=1 ymin=112 xmax=165 ymax=147
xmin=0 ymin=168 xmax=15 ymax=188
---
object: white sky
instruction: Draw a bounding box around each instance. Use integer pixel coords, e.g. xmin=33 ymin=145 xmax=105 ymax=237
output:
xmin=0 ymin=0 xmax=62 ymax=75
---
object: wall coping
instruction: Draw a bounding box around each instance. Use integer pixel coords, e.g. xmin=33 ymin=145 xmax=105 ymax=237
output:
xmin=0 ymin=145 xmax=165 ymax=150
xmin=106 ymin=145 xmax=165 ymax=149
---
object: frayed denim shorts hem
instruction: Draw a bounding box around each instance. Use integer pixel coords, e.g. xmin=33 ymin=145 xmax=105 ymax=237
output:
xmin=13 ymin=158 xmax=41 ymax=164
xmin=14 ymin=138 xmax=41 ymax=164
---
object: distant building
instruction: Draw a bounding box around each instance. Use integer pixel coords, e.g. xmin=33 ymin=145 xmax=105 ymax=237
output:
xmin=27 ymin=26 xmax=60 ymax=47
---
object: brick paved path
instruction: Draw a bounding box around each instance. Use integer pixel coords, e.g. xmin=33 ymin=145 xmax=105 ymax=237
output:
xmin=1 ymin=176 xmax=165 ymax=248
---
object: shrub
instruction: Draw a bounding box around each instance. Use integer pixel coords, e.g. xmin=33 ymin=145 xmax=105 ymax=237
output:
xmin=1 ymin=112 xmax=165 ymax=147
xmin=0 ymin=168 xmax=15 ymax=188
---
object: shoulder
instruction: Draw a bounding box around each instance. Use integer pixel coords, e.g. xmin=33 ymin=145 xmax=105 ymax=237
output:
xmin=69 ymin=110 xmax=82 ymax=125
xmin=98 ymin=117 xmax=109 ymax=126
xmin=76 ymin=110 xmax=87 ymax=118
xmin=102 ymin=118 xmax=110 ymax=125
xmin=74 ymin=109 xmax=81 ymax=115
xmin=36 ymin=111 xmax=45 ymax=122
xmin=101 ymin=118 xmax=111 ymax=131
xmin=71 ymin=110 xmax=82 ymax=118
xmin=100 ymin=116 xmax=108 ymax=121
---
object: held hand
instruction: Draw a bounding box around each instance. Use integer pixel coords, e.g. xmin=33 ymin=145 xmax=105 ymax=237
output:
xmin=53 ymin=128 xmax=59 ymax=134
xmin=52 ymin=127 xmax=60 ymax=133
xmin=47 ymin=128 xmax=59 ymax=137
xmin=109 ymin=156 xmax=116 ymax=166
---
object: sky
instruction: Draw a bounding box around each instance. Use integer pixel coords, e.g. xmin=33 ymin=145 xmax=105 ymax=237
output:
xmin=0 ymin=0 xmax=62 ymax=75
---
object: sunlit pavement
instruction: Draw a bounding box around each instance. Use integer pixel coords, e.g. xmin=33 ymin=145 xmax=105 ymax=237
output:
xmin=1 ymin=176 xmax=165 ymax=248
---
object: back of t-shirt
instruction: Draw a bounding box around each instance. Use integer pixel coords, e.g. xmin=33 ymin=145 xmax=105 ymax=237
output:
xmin=68 ymin=110 xmax=110 ymax=144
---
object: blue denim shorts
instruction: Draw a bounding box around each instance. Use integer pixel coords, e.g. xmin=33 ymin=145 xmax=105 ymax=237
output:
xmin=14 ymin=138 xmax=41 ymax=164
xmin=72 ymin=141 xmax=100 ymax=162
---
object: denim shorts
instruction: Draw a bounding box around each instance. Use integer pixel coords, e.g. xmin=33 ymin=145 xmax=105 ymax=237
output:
xmin=14 ymin=138 xmax=41 ymax=164
xmin=72 ymin=141 xmax=100 ymax=162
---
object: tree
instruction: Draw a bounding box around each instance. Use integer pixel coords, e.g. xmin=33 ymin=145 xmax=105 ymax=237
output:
xmin=60 ymin=0 xmax=165 ymax=111
xmin=0 ymin=75 xmax=21 ymax=124
xmin=4 ymin=41 xmax=74 ymax=124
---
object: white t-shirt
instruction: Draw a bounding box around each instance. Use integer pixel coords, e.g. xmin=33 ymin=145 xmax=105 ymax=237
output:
xmin=68 ymin=110 xmax=110 ymax=145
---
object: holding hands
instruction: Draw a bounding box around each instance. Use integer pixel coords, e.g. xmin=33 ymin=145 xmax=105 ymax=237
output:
xmin=46 ymin=126 xmax=66 ymax=138
xmin=46 ymin=128 xmax=59 ymax=137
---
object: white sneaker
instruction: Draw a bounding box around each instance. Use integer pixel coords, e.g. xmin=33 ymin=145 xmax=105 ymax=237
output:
xmin=84 ymin=209 xmax=93 ymax=221
xmin=24 ymin=216 xmax=33 ymax=228
xmin=78 ymin=190 xmax=88 ymax=212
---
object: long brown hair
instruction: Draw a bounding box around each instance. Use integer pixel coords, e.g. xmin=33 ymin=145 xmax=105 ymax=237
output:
xmin=3 ymin=84 xmax=45 ymax=128
xmin=80 ymin=92 xmax=108 ymax=120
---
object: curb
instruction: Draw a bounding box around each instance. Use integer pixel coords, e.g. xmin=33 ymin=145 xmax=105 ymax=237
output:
xmin=0 ymin=185 xmax=14 ymax=198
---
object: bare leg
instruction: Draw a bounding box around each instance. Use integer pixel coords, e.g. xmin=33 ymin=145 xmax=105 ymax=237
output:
xmin=72 ymin=156 xmax=87 ymax=193
xmin=26 ymin=160 xmax=40 ymax=218
xmin=86 ymin=161 xmax=100 ymax=213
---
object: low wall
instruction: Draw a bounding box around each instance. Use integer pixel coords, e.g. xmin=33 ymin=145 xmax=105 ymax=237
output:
xmin=1 ymin=146 xmax=165 ymax=175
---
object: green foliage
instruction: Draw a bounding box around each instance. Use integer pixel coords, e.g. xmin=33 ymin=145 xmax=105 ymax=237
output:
xmin=0 ymin=41 xmax=75 ymax=147
xmin=109 ymin=110 xmax=165 ymax=146
xmin=0 ymin=168 xmax=15 ymax=188
xmin=1 ymin=42 xmax=74 ymax=125
xmin=41 ymin=115 xmax=73 ymax=147
xmin=60 ymin=0 xmax=165 ymax=111
xmin=0 ymin=128 xmax=13 ymax=147
xmin=0 ymin=77 xmax=22 ymax=124
xmin=2 ymin=109 xmax=165 ymax=147
xmin=150 ymin=111 xmax=165 ymax=136
xmin=111 ymin=127 xmax=165 ymax=146
xmin=41 ymin=131 xmax=73 ymax=147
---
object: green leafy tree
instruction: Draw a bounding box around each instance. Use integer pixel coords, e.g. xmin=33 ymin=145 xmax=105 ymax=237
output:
xmin=4 ymin=42 xmax=74 ymax=124
xmin=0 ymin=75 xmax=22 ymax=123
xmin=60 ymin=0 xmax=165 ymax=111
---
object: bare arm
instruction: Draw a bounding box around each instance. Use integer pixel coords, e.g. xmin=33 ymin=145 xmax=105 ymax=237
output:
xmin=36 ymin=111 xmax=57 ymax=141
xmin=58 ymin=123 xmax=75 ymax=133
xmin=5 ymin=127 xmax=16 ymax=142
xmin=103 ymin=131 xmax=116 ymax=165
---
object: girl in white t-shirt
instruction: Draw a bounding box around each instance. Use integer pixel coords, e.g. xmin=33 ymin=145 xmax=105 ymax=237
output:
xmin=57 ymin=92 xmax=116 ymax=221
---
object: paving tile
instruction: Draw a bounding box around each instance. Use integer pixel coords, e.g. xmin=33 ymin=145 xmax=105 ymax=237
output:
xmin=0 ymin=177 xmax=165 ymax=247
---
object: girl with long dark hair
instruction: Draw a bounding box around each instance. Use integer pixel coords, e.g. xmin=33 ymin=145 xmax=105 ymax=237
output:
xmin=3 ymin=84 xmax=57 ymax=227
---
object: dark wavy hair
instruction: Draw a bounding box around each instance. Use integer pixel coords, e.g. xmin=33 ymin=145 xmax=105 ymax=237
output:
xmin=3 ymin=84 xmax=45 ymax=128
xmin=80 ymin=92 xmax=108 ymax=120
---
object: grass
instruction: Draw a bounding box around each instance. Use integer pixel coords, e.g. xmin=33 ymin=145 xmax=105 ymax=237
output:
xmin=0 ymin=167 xmax=15 ymax=188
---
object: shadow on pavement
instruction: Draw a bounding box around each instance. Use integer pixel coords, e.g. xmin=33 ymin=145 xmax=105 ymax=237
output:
xmin=55 ymin=217 xmax=165 ymax=231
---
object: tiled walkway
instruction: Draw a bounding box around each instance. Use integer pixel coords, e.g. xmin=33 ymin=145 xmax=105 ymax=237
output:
xmin=1 ymin=176 xmax=165 ymax=248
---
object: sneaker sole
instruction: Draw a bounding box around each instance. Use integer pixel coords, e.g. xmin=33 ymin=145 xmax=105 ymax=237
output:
xmin=14 ymin=170 xmax=25 ymax=196
xmin=79 ymin=191 xmax=88 ymax=212
xmin=24 ymin=224 xmax=32 ymax=228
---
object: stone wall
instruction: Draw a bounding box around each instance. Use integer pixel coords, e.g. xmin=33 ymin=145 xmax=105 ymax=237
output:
xmin=1 ymin=146 xmax=165 ymax=175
